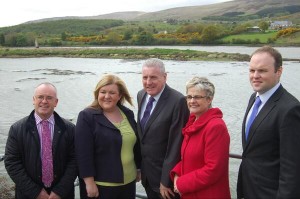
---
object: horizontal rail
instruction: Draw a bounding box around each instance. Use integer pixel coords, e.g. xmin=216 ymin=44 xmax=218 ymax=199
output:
xmin=229 ymin=153 xmax=242 ymax=159
xmin=0 ymin=153 xmax=246 ymax=163
xmin=136 ymin=192 xmax=147 ymax=199
xmin=1 ymin=153 xmax=242 ymax=162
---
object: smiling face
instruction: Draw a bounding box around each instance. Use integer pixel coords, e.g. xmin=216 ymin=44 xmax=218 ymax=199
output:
xmin=33 ymin=84 xmax=58 ymax=120
xmin=249 ymin=52 xmax=282 ymax=94
xmin=98 ymin=84 xmax=121 ymax=112
xmin=142 ymin=66 xmax=167 ymax=96
xmin=186 ymin=86 xmax=212 ymax=119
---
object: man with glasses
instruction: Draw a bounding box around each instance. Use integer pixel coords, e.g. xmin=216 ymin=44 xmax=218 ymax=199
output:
xmin=5 ymin=82 xmax=77 ymax=199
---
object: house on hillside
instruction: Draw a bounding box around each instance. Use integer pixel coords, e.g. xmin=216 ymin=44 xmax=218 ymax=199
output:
xmin=270 ymin=21 xmax=293 ymax=30
xmin=247 ymin=26 xmax=261 ymax=33
xmin=158 ymin=30 xmax=168 ymax=34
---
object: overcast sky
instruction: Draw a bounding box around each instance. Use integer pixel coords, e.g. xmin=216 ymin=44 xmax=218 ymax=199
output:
xmin=0 ymin=0 xmax=232 ymax=28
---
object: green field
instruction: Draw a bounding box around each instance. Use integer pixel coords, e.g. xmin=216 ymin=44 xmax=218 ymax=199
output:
xmin=221 ymin=32 xmax=278 ymax=43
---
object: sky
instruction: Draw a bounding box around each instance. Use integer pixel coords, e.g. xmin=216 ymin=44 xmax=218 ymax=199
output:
xmin=0 ymin=0 xmax=232 ymax=28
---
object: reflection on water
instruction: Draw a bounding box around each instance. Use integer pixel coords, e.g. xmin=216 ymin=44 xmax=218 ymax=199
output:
xmin=0 ymin=57 xmax=299 ymax=197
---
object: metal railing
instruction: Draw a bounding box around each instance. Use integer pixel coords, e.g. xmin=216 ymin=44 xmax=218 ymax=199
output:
xmin=0 ymin=152 xmax=242 ymax=162
xmin=0 ymin=153 xmax=242 ymax=199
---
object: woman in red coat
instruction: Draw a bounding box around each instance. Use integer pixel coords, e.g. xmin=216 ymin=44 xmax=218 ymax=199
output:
xmin=170 ymin=77 xmax=230 ymax=199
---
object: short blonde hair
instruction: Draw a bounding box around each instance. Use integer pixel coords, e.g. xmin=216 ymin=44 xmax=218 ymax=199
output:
xmin=186 ymin=77 xmax=215 ymax=99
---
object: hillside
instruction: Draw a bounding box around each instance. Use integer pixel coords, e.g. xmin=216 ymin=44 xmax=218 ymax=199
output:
xmin=0 ymin=0 xmax=299 ymax=47
xmin=19 ymin=0 xmax=300 ymax=24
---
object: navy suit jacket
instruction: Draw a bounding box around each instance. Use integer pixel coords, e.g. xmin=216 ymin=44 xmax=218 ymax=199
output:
xmin=137 ymin=84 xmax=189 ymax=192
xmin=75 ymin=105 xmax=141 ymax=183
xmin=237 ymin=85 xmax=300 ymax=199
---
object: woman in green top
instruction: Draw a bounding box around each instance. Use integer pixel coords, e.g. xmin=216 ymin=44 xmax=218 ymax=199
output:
xmin=75 ymin=74 xmax=141 ymax=199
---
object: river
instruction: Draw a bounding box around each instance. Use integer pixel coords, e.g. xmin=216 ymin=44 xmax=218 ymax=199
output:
xmin=0 ymin=46 xmax=299 ymax=198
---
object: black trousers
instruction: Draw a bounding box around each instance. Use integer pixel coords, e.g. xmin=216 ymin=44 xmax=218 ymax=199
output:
xmin=44 ymin=185 xmax=75 ymax=199
xmin=79 ymin=178 xmax=136 ymax=199
xmin=144 ymin=179 xmax=180 ymax=199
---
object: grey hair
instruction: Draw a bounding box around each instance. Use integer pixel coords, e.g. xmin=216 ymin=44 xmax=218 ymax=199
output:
xmin=142 ymin=58 xmax=166 ymax=73
xmin=34 ymin=82 xmax=57 ymax=96
xmin=186 ymin=77 xmax=215 ymax=99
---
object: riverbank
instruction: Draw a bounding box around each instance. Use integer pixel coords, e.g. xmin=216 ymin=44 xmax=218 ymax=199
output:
xmin=0 ymin=47 xmax=251 ymax=61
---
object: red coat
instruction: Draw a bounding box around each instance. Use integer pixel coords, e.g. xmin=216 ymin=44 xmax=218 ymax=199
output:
xmin=170 ymin=108 xmax=230 ymax=199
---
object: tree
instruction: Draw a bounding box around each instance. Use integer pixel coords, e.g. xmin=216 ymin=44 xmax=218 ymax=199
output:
xmin=61 ymin=32 xmax=67 ymax=41
xmin=16 ymin=34 xmax=28 ymax=46
xmin=136 ymin=31 xmax=154 ymax=45
xmin=0 ymin=33 xmax=4 ymax=46
xmin=106 ymin=32 xmax=121 ymax=45
xmin=201 ymin=25 xmax=219 ymax=44
xmin=232 ymin=22 xmax=252 ymax=34
xmin=123 ymin=30 xmax=133 ymax=40
xmin=177 ymin=24 xmax=197 ymax=33
xmin=258 ymin=21 xmax=269 ymax=32
xmin=5 ymin=33 xmax=17 ymax=46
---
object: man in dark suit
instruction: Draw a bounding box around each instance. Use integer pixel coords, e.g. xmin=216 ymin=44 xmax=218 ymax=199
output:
xmin=137 ymin=58 xmax=189 ymax=199
xmin=237 ymin=46 xmax=300 ymax=199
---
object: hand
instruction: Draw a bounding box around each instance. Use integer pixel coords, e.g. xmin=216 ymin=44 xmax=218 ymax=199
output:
xmin=136 ymin=170 xmax=141 ymax=182
xmin=36 ymin=189 xmax=49 ymax=199
xmin=160 ymin=183 xmax=175 ymax=199
xmin=173 ymin=175 xmax=180 ymax=195
xmin=84 ymin=177 xmax=99 ymax=198
xmin=49 ymin=192 xmax=61 ymax=199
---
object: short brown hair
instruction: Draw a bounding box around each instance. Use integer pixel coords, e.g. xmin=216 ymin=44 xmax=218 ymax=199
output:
xmin=251 ymin=46 xmax=282 ymax=72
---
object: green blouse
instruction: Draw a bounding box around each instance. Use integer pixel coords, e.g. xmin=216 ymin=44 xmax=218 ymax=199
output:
xmin=95 ymin=110 xmax=137 ymax=186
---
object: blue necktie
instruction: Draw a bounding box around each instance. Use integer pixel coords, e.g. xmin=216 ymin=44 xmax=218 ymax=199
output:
xmin=245 ymin=96 xmax=262 ymax=141
xmin=140 ymin=97 xmax=155 ymax=130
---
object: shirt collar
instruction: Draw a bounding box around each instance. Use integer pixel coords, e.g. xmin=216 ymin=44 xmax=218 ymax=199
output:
xmin=257 ymin=82 xmax=281 ymax=105
xmin=146 ymin=85 xmax=165 ymax=102
xmin=34 ymin=112 xmax=55 ymax=125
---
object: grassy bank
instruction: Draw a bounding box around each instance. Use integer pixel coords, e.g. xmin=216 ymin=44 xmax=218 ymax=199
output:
xmin=0 ymin=47 xmax=251 ymax=61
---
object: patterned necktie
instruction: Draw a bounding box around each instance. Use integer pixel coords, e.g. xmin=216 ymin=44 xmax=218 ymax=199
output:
xmin=140 ymin=97 xmax=155 ymax=130
xmin=245 ymin=96 xmax=262 ymax=141
xmin=41 ymin=120 xmax=53 ymax=187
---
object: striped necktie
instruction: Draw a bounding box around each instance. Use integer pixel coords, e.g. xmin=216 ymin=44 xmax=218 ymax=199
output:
xmin=140 ymin=97 xmax=155 ymax=130
xmin=41 ymin=120 xmax=53 ymax=187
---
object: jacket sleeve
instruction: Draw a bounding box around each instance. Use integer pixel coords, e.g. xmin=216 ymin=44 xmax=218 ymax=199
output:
xmin=4 ymin=124 xmax=42 ymax=199
xmin=278 ymin=104 xmax=300 ymax=198
xmin=161 ymin=96 xmax=189 ymax=187
xmin=52 ymin=122 xmax=77 ymax=198
xmin=170 ymin=161 xmax=182 ymax=181
xmin=75 ymin=110 xmax=96 ymax=178
xmin=176 ymin=123 xmax=230 ymax=194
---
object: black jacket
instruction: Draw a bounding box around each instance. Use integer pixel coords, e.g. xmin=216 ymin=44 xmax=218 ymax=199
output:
xmin=75 ymin=105 xmax=141 ymax=183
xmin=4 ymin=111 xmax=77 ymax=199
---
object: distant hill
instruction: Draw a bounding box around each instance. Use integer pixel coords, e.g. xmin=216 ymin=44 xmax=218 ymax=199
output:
xmin=26 ymin=11 xmax=146 ymax=24
xmin=24 ymin=0 xmax=300 ymax=24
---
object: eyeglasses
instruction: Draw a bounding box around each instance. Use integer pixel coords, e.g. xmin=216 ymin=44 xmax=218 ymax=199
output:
xmin=186 ymin=95 xmax=207 ymax=100
xmin=35 ymin=95 xmax=55 ymax=101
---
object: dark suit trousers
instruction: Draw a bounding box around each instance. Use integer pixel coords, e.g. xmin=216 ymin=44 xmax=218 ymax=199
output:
xmin=144 ymin=179 xmax=180 ymax=199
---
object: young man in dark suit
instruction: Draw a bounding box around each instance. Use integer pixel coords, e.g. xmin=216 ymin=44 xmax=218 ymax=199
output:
xmin=137 ymin=58 xmax=189 ymax=199
xmin=237 ymin=46 xmax=300 ymax=199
